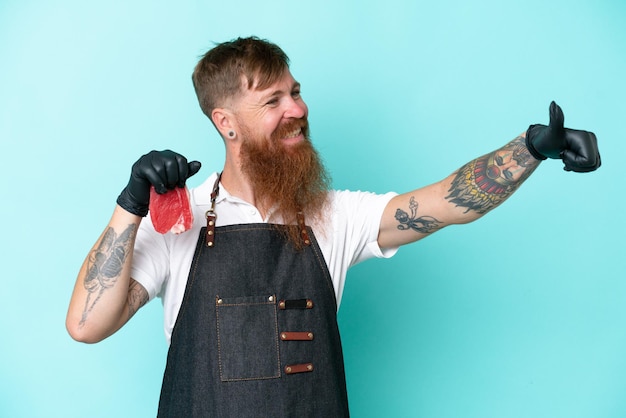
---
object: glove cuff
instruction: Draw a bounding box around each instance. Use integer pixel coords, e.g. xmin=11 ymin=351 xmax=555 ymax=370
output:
xmin=525 ymin=124 xmax=548 ymax=161
xmin=116 ymin=193 xmax=149 ymax=217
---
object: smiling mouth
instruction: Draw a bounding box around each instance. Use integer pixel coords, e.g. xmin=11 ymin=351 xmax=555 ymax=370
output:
xmin=283 ymin=128 xmax=302 ymax=139
xmin=272 ymin=119 xmax=308 ymax=142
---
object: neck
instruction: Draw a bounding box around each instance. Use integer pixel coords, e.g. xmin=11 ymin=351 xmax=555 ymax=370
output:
xmin=219 ymin=162 xmax=272 ymax=218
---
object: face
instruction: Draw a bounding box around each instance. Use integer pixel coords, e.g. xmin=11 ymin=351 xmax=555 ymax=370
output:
xmin=232 ymin=69 xmax=329 ymax=243
xmin=233 ymin=69 xmax=309 ymax=149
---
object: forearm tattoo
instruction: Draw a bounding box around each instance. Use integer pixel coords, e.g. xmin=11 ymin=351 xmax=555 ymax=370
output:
xmin=80 ymin=224 xmax=137 ymax=327
xmin=393 ymin=136 xmax=539 ymax=234
xmin=395 ymin=196 xmax=442 ymax=234
xmin=446 ymin=135 xmax=539 ymax=214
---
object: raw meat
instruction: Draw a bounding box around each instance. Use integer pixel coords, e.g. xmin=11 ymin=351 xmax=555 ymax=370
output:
xmin=149 ymin=186 xmax=193 ymax=234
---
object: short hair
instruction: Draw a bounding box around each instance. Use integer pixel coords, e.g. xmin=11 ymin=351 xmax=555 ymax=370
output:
xmin=192 ymin=36 xmax=290 ymax=121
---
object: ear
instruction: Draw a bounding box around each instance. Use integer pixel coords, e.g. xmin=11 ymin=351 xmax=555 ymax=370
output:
xmin=211 ymin=108 xmax=237 ymax=139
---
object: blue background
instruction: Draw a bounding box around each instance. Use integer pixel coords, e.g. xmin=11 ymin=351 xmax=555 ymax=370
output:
xmin=1 ymin=0 xmax=624 ymax=416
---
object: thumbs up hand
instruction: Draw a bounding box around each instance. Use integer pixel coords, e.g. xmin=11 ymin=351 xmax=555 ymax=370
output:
xmin=526 ymin=101 xmax=601 ymax=172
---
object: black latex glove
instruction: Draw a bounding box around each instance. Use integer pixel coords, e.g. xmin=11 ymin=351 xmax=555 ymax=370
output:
xmin=116 ymin=150 xmax=202 ymax=216
xmin=525 ymin=101 xmax=601 ymax=172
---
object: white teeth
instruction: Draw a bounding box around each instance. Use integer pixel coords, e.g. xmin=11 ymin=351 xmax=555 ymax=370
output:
xmin=285 ymin=128 xmax=301 ymax=138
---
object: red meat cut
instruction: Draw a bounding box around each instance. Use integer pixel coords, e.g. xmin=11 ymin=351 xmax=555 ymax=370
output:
xmin=149 ymin=186 xmax=194 ymax=234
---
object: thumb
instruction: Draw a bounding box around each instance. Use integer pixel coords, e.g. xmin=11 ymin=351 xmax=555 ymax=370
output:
xmin=187 ymin=161 xmax=202 ymax=179
xmin=548 ymin=101 xmax=565 ymax=132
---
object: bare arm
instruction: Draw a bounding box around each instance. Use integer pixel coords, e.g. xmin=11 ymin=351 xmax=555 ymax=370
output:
xmin=378 ymin=134 xmax=540 ymax=248
xmin=378 ymin=102 xmax=600 ymax=249
xmin=66 ymin=150 xmax=201 ymax=343
xmin=66 ymin=205 xmax=149 ymax=343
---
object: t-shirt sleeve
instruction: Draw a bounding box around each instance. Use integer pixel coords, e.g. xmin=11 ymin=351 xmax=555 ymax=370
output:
xmin=330 ymin=189 xmax=399 ymax=267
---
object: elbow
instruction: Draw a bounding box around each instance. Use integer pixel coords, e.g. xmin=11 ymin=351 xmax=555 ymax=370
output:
xmin=65 ymin=316 xmax=107 ymax=344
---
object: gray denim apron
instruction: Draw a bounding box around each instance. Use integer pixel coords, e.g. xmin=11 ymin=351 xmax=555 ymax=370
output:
xmin=157 ymin=179 xmax=350 ymax=417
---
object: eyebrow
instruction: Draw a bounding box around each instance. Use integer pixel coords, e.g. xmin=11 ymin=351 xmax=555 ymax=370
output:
xmin=261 ymin=81 xmax=301 ymax=101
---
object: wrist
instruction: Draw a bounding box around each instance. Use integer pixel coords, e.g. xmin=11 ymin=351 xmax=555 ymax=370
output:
xmin=116 ymin=191 xmax=149 ymax=217
xmin=525 ymin=124 xmax=548 ymax=161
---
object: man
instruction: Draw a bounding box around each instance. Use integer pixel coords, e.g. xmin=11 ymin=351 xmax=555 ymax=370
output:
xmin=66 ymin=36 xmax=600 ymax=417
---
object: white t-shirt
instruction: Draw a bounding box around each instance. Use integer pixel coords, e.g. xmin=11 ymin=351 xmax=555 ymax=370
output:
xmin=131 ymin=172 xmax=398 ymax=343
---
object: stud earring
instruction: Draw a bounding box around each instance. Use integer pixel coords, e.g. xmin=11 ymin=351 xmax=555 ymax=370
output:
xmin=227 ymin=130 xmax=236 ymax=138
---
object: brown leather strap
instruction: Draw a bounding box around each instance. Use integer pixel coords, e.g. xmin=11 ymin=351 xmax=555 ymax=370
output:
xmin=284 ymin=363 xmax=314 ymax=374
xmin=296 ymin=212 xmax=311 ymax=246
xmin=205 ymin=211 xmax=216 ymax=247
xmin=280 ymin=331 xmax=314 ymax=341
xmin=205 ymin=173 xmax=222 ymax=247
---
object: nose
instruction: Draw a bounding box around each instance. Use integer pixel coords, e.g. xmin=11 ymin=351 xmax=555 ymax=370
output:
xmin=284 ymin=97 xmax=307 ymax=119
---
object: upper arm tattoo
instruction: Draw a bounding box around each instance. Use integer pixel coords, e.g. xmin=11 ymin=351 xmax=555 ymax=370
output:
xmin=80 ymin=224 xmax=137 ymax=327
xmin=445 ymin=135 xmax=539 ymax=214
xmin=127 ymin=279 xmax=149 ymax=320
xmin=395 ymin=196 xmax=442 ymax=234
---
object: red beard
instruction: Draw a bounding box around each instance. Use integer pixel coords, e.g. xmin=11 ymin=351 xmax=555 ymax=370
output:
xmin=239 ymin=118 xmax=331 ymax=246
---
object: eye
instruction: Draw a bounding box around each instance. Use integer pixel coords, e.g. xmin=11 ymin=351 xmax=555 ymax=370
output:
xmin=291 ymin=89 xmax=301 ymax=99
xmin=266 ymin=98 xmax=279 ymax=106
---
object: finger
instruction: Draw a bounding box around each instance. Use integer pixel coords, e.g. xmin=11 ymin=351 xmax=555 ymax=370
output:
xmin=569 ymin=131 xmax=600 ymax=170
xmin=549 ymin=101 xmax=565 ymax=131
xmin=144 ymin=150 xmax=181 ymax=191
xmin=162 ymin=151 xmax=188 ymax=189
xmin=561 ymin=149 xmax=601 ymax=172
xmin=187 ymin=161 xmax=202 ymax=179
xmin=142 ymin=163 xmax=168 ymax=193
xmin=171 ymin=152 xmax=189 ymax=188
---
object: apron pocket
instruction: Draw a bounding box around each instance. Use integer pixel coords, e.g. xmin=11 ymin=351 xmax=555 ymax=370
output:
xmin=215 ymin=294 xmax=281 ymax=381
